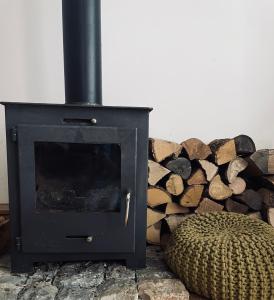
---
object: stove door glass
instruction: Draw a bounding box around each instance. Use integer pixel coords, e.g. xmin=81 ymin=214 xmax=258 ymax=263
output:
xmin=35 ymin=142 xmax=121 ymax=212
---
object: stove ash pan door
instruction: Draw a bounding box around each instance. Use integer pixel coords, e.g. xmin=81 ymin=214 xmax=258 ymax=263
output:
xmin=17 ymin=124 xmax=138 ymax=254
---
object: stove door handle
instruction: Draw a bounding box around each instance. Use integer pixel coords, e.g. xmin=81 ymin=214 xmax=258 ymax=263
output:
xmin=125 ymin=192 xmax=131 ymax=226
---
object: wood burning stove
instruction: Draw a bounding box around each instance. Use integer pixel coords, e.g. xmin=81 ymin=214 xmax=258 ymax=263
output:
xmin=2 ymin=0 xmax=152 ymax=273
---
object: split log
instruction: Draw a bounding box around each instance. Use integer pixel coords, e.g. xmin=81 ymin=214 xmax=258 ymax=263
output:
xmin=160 ymin=232 xmax=170 ymax=250
xmin=225 ymin=198 xmax=249 ymax=214
xmin=247 ymin=150 xmax=274 ymax=176
xmin=267 ymin=208 xmax=274 ymax=227
xmin=187 ymin=169 xmax=207 ymax=185
xmin=165 ymin=157 xmax=192 ymax=180
xmin=229 ymin=177 xmax=246 ymax=195
xmin=234 ymin=135 xmax=256 ymax=156
xmin=199 ymin=160 xmax=218 ymax=182
xmin=147 ymin=208 xmax=166 ymax=227
xmin=209 ymin=175 xmax=232 ymax=200
xmin=147 ymin=187 xmax=172 ymax=208
xmin=259 ymin=176 xmax=274 ymax=190
xmin=147 ymin=221 xmax=161 ymax=245
xmin=165 ymin=215 xmax=188 ymax=232
xmin=150 ymin=138 xmax=182 ymax=162
xmin=148 ymin=160 xmax=170 ymax=186
xmin=209 ymin=139 xmax=237 ymax=165
xmin=179 ymin=185 xmax=204 ymax=207
xmin=195 ymin=198 xmax=224 ymax=214
xmin=226 ymin=157 xmax=248 ymax=183
xmin=182 ymin=138 xmax=211 ymax=160
xmin=165 ymin=174 xmax=184 ymax=196
xmin=247 ymin=212 xmax=262 ymax=220
xmin=257 ymin=188 xmax=274 ymax=208
xmin=236 ymin=189 xmax=263 ymax=211
xmin=165 ymin=202 xmax=190 ymax=215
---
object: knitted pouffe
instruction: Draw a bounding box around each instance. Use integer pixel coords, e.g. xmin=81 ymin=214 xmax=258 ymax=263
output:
xmin=165 ymin=212 xmax=274 ymax=300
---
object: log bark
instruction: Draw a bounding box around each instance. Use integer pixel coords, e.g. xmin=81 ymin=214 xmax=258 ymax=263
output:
xmin=165 ymin=174 xmax=184 ymax=196
xmin=150 ymin=138 xmax=182 ymax=162
xmin=165 ymin=202 xmax=190 ymax=215
xmin=236 ymin=189 xmax=263 ymax=211
xmin=187 ymin=169 xmax=207 ymax=185
xmin=165 ymin=215 xmax=188 ymax=232
xmin=147 ymin=187 xmax=172 ymax=208
xmin=165 ymin=157 xmax=192 ymax=180
xmin=146 ymin=221 xmax=161 ymax=245
xmin=148 ymin=160 xmax=170 ymax=186
xmin=225 ymin=198 xmax=249 ymax=214
xmin=147 ymin=208 xmax=166 ymax=227
xmin=179 ymin=185 xmax=204 ymax=207
xmin=182 ymin=138 xmax=211 ymax=160
xmin=246 ymin=149 xmax=274 ymax=176
xmin=195 ymin=198 xmax=224 ymax=214
xmin=226 ymin=157 xmax=248 ymax=183
xmin=267 ymin=208 xmax=274 ymax=227
xmin=209 ymin=139 xmax=237 ymax=165
xmin=247 ymin=212 xmax=262 ymax=220
xmin=257 ymin=188 xmax=274 ymax=208
xmin=209 ymin=175 xmax=233 ymax=200
xmin=199 ymin=160 xmax=218 ymax=182
xmin=229 ymin=177 xmax=246 ymax=195
xmin=234 ymin=135 xmax=256 ymax=156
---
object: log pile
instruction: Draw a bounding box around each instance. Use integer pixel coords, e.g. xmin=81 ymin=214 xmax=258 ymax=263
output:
xmin=146 ymin=135 xmax=274 ymax=246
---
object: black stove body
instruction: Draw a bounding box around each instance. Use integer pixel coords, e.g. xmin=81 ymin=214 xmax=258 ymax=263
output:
xmin=2 ymin=0 xmax=152 ymax=273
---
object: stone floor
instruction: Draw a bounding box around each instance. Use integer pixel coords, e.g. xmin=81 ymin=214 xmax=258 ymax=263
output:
xmin=0 ymin=246 xmax=201 ymax=300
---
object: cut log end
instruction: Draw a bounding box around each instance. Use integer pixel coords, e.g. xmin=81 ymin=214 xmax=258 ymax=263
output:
xmin=199 ymin=160 xmax=218 ymax=182
xmin=150 ymin=138 xmax=182 ymax=162
xmin=229 ymin=177 xmax=246 ymax=195
xmin=148 ymin=160 xmax=170 ymax=186
xmin=182 ymin=138 xmax=212 ymax=160
xmin=209 ymin=175 xmax=233 ymax=200
xmin=165 ymin=174 xmax=184 ymax=196
xmin=209 ymin=139 xmax=237 ymax=165
xmin=179 ymin=185 xmax=204 ymax=207
xmin=147 ymin=187 xmax=172 ymax=208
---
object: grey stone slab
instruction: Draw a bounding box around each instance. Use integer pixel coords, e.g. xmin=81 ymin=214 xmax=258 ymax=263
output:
xmin=18 ymin=282 xmax=58 ymax=300
xmin=27 ymin=264 xmax=60 ymax=285
xmin=0 ymin=268 xmax=28 ymax=300
xmin=0 ymin=283 xmax=24 ymax=300
xmin=138 ymin=278 xmax=189 ymax=300
xmin=97 ymin=279 xmax=138 ymax=300
xmin=105 ymin=263 xmax=135 ymax=281
xmin=54 ymin=262 xmax=105 ymax=289
xmin=136 ymin=255 xmax=175 ymax=281
xmin=55 ymin=286 xmax=97 ymax=300
xmin=0 ymin=268 xmax=28 ymax=286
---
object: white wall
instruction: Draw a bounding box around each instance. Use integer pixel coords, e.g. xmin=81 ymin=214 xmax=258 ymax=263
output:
xmin=1 ymin=0 xmax=274 ymax=203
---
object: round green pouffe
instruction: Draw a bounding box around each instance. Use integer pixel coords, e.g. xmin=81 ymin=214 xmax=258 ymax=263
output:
xmin=165 ymin=212 xmax=274 ymax=300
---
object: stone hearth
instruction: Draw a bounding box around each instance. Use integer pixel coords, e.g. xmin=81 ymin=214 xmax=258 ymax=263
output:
xmin=0 ymin=246 xmax=197 ymax=300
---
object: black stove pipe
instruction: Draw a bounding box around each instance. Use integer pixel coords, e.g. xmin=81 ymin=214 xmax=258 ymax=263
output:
xmin=62 ymin=0 xmax=102 ymax=105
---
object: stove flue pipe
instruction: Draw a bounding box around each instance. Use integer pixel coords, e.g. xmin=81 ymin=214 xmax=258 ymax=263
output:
xmin=62 ymin=0 xmax=102 ymax=105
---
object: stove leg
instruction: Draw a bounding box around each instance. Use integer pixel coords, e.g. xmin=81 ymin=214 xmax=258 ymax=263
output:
xmin=126 ymin=257 xmax=146 ymax=269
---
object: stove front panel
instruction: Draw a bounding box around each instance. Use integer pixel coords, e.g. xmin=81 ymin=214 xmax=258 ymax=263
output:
xmin=17 ymin=124 xmax=137 ymax=253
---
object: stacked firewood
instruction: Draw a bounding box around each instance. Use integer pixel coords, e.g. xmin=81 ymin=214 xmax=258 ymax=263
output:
xmin=147 ymin=135 xmax=274 ymax=246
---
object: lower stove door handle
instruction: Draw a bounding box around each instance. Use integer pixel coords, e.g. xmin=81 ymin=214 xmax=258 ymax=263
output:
xmin=125 ymin=192 xmax=131 ymax=226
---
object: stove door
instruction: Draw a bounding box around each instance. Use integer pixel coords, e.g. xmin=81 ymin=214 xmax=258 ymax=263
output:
xmin=17 ymin=124 xmax=138 ymax=253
